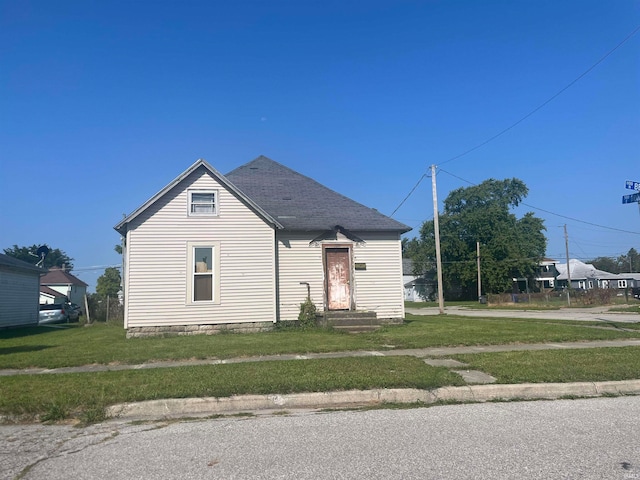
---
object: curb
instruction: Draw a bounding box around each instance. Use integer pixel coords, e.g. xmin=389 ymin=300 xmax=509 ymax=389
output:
xmin=106 ymin=379 xmax=640 ymax=420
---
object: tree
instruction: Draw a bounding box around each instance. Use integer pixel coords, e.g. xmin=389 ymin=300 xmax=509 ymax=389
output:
xmin=3 ymin=244 xmax=74 ymax=270
xmin=589 ymin=256 xmax=621 ymax=274
xmin=408 ymin=178 xmax=546 ymax=299
xmin=588 ymin=248 xmax=640 ymax=274
xmin=96 ymin=267 xmax=121 ymax=297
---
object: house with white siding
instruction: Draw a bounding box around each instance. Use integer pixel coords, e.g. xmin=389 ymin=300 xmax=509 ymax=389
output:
xmin=115 ymin=156 xmax=411 ymax=337
xmin=40 ymin=268 xmax=88 ymax=307
xmin=0 ymin=253 xmax=43 ymax=328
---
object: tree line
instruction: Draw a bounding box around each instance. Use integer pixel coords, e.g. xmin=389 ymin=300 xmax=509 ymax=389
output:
xmin=402 ymin=178 xmax=638 ymax=301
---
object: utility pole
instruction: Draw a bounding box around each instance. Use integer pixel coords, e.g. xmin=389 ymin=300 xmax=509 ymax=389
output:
xmin=564 ymin=224 xmax=571 ymax=307
xmin=477 ymin=241 xmax=482 ymax=302
xmin=431 ymin=165 xmax=445 ymax=314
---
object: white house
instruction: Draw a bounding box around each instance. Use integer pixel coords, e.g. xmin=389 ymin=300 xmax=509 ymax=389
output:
xmin=0 ymin=253 xmax=42 ymax=328
xmin=115 ymin=156 xmax=411 ymax=337
xmin=39 ymin=268 xmax=88 ymax=306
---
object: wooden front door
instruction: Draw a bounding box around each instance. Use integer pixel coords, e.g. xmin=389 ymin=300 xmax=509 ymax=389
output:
xmin=326 ymin=248 xmax=351 ymax=310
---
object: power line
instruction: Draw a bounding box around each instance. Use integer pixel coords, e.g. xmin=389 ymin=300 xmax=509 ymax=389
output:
xmin=438 ymin=23 xmax=640 ymax=167
xmin=436 ymin=168 xmax=640 ymax=236
xmin=390 ymin=173 xmax=428 ymax=216
xmin=389 ymin=24 xmax=640 ymax=216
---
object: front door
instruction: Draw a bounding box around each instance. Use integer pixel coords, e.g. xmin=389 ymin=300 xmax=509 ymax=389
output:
xmin=326 ymin=248 xmax=351 ymax=310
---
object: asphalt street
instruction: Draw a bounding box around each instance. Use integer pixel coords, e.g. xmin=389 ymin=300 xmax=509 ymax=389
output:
xmin=3 ymin=396 xmax=640 ymax=480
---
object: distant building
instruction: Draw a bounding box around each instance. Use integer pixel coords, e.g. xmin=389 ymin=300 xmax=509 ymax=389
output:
xmin=556 ymin=259 xmax=627 ymax=291
xmin=0 ymin=253 xmax=42 ymax=328
xmin=40 ymin=268 xmax=88 ymax=306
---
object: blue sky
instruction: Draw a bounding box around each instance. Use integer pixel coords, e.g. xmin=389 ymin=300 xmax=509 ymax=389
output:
xmin=1 ymin=0 xmax=639 ymax=291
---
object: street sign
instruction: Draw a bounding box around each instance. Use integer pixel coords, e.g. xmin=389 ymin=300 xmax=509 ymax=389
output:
xmin=622 ymin=193 xmax=640 ymax=204
xmin=625 ymin=180 xmax=640 ymax=191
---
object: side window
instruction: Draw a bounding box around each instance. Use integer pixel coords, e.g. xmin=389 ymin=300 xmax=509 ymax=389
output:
xmin=187 ymin=242 xmax=220 ymax=304
xmin=193 ymin=246 xmax=213 ymax=301
xmin=188 ymin=190 xmax=218 ymax=216
xmin=619 ymin=280 xmax=627 ymax=288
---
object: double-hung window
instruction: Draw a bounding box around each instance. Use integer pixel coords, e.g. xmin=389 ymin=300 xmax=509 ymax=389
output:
xmin=188 ymin=242 xmax=220 ymax=303
xmin=189 ymin=190 xmax=218 ymax=216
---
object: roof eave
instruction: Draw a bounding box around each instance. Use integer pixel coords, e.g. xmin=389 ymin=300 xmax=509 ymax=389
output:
xmin=114 ymin=159 xmax=284 ymax=235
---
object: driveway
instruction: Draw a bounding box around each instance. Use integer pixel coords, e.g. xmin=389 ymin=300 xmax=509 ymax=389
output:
xmin=406 ymin=305 xmax=640 ymax=323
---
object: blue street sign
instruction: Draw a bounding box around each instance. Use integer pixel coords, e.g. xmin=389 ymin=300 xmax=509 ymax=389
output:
xmin=625 ymin=180 xmax=640 ymax=191
xmin=622 ymin=193 xmax=640 ymax=204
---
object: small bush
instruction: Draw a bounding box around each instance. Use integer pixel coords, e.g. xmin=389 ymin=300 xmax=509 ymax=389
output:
xmin=298 ymin=298 xmax=317 ymax=328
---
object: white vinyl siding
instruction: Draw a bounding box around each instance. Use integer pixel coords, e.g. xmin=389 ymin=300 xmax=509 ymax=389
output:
xmin=0 ymin=268 xmax=40 ymax=328
xmin=277 ymin=233 xmax=326 ymax=320
xmin=276 ymin=231 xmax=405 ymax=321
xmin=124 ymin=167 xmax=276 ymax=328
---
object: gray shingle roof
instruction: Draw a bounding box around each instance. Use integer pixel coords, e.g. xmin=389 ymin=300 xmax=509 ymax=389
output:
xmin=0 ymin=253 xmax=44 ymax=273
xmin=226 ymin=156 xmax=411 ymax=232
xmin=41 ymin=268 xmax=88 ymax=287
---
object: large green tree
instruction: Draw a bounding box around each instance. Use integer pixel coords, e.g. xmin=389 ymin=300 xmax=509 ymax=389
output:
xmin=589 ymin=248 xmax=640 ymax=274
xmin=96 ymin=267 xmax=122 ymax=297
xmin=3 ymin=244 xmax=74 ymax=270
xmin=408 ymin=178 xmax=546 ymax=299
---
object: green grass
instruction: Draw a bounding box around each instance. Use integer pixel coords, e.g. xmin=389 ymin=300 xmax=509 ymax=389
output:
xmin=2 ymin=315 xmax=640 ymax=369
xmin=453 ymin=346 xmax=640 ymax=383
xmin=0 ymin=356 xmax=463 ymax=419
xmin=608 ymin=304 xmax=640 ymax=313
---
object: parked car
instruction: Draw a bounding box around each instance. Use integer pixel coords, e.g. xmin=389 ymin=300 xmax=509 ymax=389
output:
xmin=65 ymin=302 xmax=82 ymax=320
xmin=39 ymin=303 xmax=70 ymax=324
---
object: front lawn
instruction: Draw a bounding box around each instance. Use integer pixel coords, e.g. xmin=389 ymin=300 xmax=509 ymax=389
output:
xmin=453 ymin=346 xmax=640 ymax=383
xmin=2 ymin=314 xmax=640 ymax=369
xmin=0 ymin=357 xmax=463 ymax=421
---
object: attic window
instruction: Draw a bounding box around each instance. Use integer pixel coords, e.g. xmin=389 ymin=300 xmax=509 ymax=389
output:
xmin=188 ymin=190 xmax=218 ymax=216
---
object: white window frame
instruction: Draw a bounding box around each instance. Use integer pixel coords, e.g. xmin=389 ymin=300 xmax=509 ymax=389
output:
xmin=578 ymin=280 xmax=586 ymax=289
xmin=186 ymin=241 xmax=221 ymax=304
xmin=188 ymin=189 xmax=218 ymax=216
xmin=619 ymin=280 xmax=627 ymax=288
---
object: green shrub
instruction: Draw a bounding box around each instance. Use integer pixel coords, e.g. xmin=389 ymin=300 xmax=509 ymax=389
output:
xmin=298 ymin=298 xmax=317 ymax=328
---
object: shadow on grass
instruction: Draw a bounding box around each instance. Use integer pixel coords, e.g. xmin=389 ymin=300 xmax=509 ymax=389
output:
xmin=0 ymin=324 xmax=78 ymax=340
xmin=0 ymin=345 xmax=53 ymax=355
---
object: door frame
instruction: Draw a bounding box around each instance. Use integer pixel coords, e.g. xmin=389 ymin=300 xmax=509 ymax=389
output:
xmin=322 ymin=244 xmax=354 ymax=311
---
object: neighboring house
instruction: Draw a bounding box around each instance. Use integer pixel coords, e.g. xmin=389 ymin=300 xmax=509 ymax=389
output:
xmin=40 ymin=268 xmax=88 ymax=307
xmin=534 ymin=258 xmax=559 ymax=290
xmin=556 ymin=259 xmax=624 ymax=291
xmin=0 ymin=253 xmax=43 ymax=328
xmin=115 ymin=156 xmax=411 ymax=337
xmin=402 ymin=258 xmax=435 ymax=301
xmin=39 ymin=285 xmax=68 ymax=304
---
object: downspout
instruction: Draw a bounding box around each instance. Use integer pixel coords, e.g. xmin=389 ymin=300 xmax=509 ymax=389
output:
xmin=273 ymin=230 xmax=280 ymax=323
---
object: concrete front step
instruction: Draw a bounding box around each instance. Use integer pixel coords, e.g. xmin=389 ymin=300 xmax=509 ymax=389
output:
xmin=319 ymin=311 xmax=380 ymax=332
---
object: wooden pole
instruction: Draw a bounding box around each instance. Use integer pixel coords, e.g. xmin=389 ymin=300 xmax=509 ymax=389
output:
xmin=431 ymin=165 xmax=445 ymax=314
xmin=477 ymin=241 xmax=482 ymax=302
xmin=84 ymin=293 xmax=91 ymax=324
xmin=564 ymin=224 xmax=571 ymax=307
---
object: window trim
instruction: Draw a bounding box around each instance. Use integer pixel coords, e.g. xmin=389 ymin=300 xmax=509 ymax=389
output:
xmin=186 ymin=241 xmax=221 ymax=304
xmin=619 ymin=279 xmax=627 ymax=288
xmin=188 ymin=189 xmax=218 ymax=216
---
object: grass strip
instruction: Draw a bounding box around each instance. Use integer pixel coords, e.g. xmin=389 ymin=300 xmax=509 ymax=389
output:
xmin=453 ymin=346 xmax=640 ymax=383
xmin=0 ymin=357 xmax=462 ymax=420
xmin=2 ymin=316 xmax=640 ymax=369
